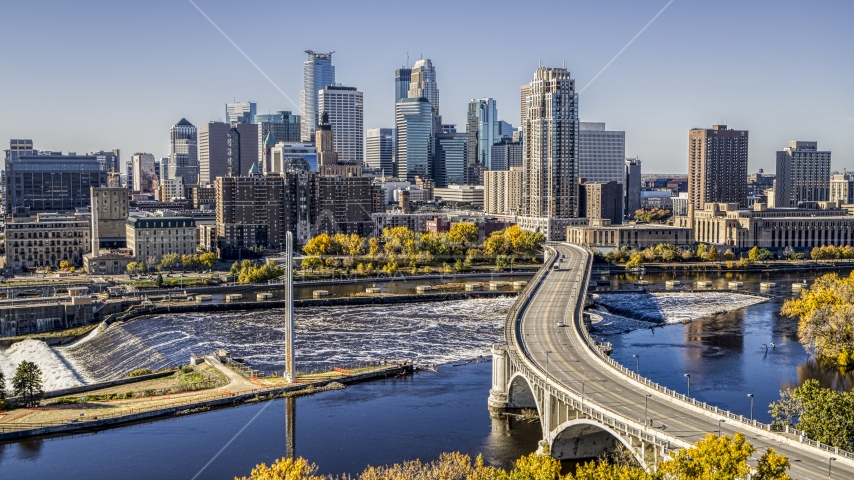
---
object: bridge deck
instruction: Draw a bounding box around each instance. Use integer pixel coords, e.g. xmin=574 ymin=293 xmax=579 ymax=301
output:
xmin=517 ymin=243 xmax=853 ymax=479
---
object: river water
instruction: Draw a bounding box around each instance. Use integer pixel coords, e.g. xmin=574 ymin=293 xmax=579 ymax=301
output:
xmin=2 ymin=267 xmax=853 ymax=477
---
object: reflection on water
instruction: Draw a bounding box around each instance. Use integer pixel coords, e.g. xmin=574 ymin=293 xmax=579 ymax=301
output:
xmin=0 ymin=363 xmax=542 ymax=479
xmin=607 ymin=268 xmax=854 ymax=423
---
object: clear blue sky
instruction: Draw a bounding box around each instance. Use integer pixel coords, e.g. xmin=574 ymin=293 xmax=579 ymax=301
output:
xmin=1 ymin=0 xmax=852 ymax=174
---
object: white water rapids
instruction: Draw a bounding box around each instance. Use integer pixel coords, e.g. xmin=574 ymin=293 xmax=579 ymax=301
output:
xmin=0 ymin=297 xmax=515 ymax=390
xmin=0 ymin=292 xmax=768 ymax=392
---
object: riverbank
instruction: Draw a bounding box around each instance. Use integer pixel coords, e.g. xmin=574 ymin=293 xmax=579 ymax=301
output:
xmin=0 ymin=362 xmax=413 ymax=441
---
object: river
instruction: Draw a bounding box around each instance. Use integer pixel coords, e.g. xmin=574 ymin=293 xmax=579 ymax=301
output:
xmin=1 ymin=266 xmax=853 ymax=478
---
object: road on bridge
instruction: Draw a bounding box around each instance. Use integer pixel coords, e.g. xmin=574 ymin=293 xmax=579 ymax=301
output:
xmin=519 ymin=243 xmax=853 ymax=480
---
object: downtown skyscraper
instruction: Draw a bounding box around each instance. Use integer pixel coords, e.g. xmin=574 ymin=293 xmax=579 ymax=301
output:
xmin=226 ymin=102 xmax=256 ymax=124
xmin=300 ymin=51 xmax=335 ymax=142
xmin=521 ymin=67 xmax=579 ymax=218
xmin=168 ymin=118 xmax=199 ymax=186
xmin=395 ymin=59 xmax=441 ymax=182
xmin=466 ymin=98 xmax=499 ymax=170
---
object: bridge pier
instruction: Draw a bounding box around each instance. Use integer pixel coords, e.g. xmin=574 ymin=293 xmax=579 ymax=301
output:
xmin=487 ymin=344 xmax=510 ymax=418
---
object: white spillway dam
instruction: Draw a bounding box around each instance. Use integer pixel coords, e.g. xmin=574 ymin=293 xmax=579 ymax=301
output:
xmin=0 ymin=292 xmax=767 ymax=391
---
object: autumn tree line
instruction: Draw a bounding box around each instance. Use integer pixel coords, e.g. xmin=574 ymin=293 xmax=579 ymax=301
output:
xmin=299 ymin=224 xmax=545 ymax=276
xmin=126 ymin=251 xmax=219 ymax=274
xmin=238 ymin=433 xmax=790 ymax=480
xmin=602 ymin=244 xmax=775 ymax=268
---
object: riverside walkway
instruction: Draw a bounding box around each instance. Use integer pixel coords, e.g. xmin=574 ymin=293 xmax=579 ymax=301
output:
xmin=488 ymin=243 xmax=854 ymax=479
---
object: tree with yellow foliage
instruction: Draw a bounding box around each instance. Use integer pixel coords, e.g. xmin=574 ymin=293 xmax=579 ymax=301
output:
xmin=235 ymin=457 xmax=324 ymax=480
xmin=303 ymin=234 xmax=332 ymax=257
xmin=781 ymin=271 xmax=854 ymax=366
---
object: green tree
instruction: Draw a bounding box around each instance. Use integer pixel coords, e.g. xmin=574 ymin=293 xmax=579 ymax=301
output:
xmin=748 ymin=246 xmax=773 ymax=262
xmin=156 ymin=273 xmax=164 ymax=288
xmin=0 ymin=368 xmax=5 ymax=401
xmin=770 ymin=379 xmax=854 ymax=449
xmin=301 ymin=256 xmax=323 ymax=272
xmin=126 ymin=262 xmax=140 ymax=274
xmin=13 ymin=360 xmax=44 ymax=407
xmin=495 ymin=255 xmax=509 ymax=271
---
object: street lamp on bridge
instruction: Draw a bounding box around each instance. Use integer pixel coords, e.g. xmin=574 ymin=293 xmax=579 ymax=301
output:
xmin=747 ymin=393 xmax=754 ymax=421
xmin=829 ymin=457 xmax=836 ymax=478
xmin=632 ymin=354 xmax=639 ymax=374
xmin=718 ymin=419 xmax=726 ymax=437
xmin=545 ymin=350 xmax=552 ymax=379
xmin=644 ymin=394 xmax=651 ymax=425
xmin=684 ymin=373 xmax=691 ymax=398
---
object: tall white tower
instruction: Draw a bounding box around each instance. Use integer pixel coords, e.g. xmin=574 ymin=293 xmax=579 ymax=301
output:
xmin=521 ymin=67 xmax=579 ymax=218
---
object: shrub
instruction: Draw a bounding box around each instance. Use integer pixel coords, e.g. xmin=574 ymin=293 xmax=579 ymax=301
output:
xmin=128 ymin=368 xmax=152 ymax=378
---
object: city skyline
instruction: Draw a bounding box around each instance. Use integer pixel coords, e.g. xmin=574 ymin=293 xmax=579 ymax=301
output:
xmin=1 ymin=1 xmax=853 ymax=173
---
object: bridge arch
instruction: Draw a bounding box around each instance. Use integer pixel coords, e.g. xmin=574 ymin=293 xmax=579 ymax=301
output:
xmin=549 ymin=419 xmax=643 ymax=464
xmin=506 ymin=372 xmax=539 ymax=411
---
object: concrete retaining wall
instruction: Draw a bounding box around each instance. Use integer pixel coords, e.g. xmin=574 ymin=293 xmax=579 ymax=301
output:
xmin=0 ymin=364 xmax=412 ymax=441
xmin=41 ymin=370 xmax=177 ymax=399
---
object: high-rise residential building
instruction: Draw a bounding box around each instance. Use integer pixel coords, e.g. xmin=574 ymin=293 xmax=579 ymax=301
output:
xmin=395 ymin=98 xmax=434 ymax=181
xmin=226 ymin=102 xmax=256 ymax=124
xmin=300 ymin=50 xmax=335 ymax=142
xmin=579 ymin=180 xmax=623 ymax=225
xmin=466 ymin=98 xmax=499 ymax=170
xmin=168 ymin=118 xmax=199 ymax=186
xmin=830 ymin=173 xmax=854 ymax=205
xmin=366 ymin=128 xmax=394 ymax=176
xmin=131 ymin=153 xmax=156 ymax=193
xmin=255 ymin=111 xmax=301 ymax=165
xmin=484 ymin=167 xmax=523 ymax=215
xmin=4 ymin=141 xmax=106 ymax=213
xmin=624 ymin=157 xmax=642 ymax=217
xmin=199 ymin=122 xmax=259 ymax=184
xmin=521 ymin=67 xmax=579 ymax=219
xmin=688 ymin=125 xmax=749 ymax=210
xmin=519 ymin=85 xmax=531 ymax=127
xmin=318 ymin=85 xmax=363 ymax=165
xmin=774 ymin=141 xmax=831 ymax=207
xmin=491 ymin=139 xmax=523 ymax=171
xmin=394 ymin=67 xmax=411 ymax=105
xmin=434 ymin=129 xmax=468 ymax=188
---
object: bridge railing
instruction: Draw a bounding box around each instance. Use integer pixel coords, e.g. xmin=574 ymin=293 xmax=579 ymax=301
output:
xmin=568 ymin=246 xmax=854 ymax=461
xmin=505 ymin=245 xmax=686 ymax=455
